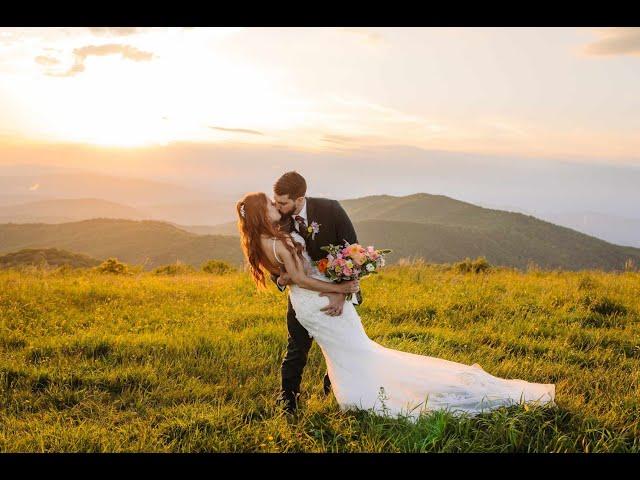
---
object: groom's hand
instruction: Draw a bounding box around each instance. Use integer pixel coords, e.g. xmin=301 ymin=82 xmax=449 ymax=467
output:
xmin=320 ymin=292 xmax=346 ymax=316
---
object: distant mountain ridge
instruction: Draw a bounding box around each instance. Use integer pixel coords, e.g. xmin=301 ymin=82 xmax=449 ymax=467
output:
xmin=0 ymin=193 xmax=638 ymax=271
xmin=534 ymin=211 xmax=640 ymax=248
xmin=0 ymin=172 xmax=200 ymax=204
xmin=0 ymin=198 xmax=146 ymax=224
xmin=0 ymin=195 xmax=240 ymax=226
xmin=2 ymin=170 xmax=637 ymax=247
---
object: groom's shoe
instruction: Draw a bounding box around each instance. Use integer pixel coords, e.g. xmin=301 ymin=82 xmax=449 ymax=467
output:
xmin=277 ymin=391 xmax=300 ymax=415
xmin=322 ymin=373 xmax=332 ymax=396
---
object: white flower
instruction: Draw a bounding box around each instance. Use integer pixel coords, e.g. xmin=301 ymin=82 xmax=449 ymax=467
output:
xmin=366 ymin=263 xmax=375 ymax=272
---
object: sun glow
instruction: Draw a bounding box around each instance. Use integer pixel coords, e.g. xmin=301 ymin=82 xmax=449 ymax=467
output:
xmin=2 ymin=28 xmax=306 ymax=148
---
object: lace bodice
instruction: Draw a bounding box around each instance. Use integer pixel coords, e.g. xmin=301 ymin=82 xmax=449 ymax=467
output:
xmin=272 ymin=231 xmax=322 ymax=279
xmin=293 ymin=231 xmax=323 ymax=278
xmin=290 ymin=231 xmax=310 ymax=258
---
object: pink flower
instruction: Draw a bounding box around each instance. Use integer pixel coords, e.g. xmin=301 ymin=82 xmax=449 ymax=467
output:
xmin=343 ymin=267 xmax=353 ymax=276
xmin=344 ymin=244 xmax=364 ymax=256
xmin=351 ymin=251 xmax=366 ymax=266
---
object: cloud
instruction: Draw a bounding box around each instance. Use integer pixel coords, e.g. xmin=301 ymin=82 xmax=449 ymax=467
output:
xmin=46 ymin=63 xmax=83 ymax=78
xmin=583 ymin=27 xmax=640 ymax=56
xmin=321 ymin=134 xmax=356 ymax=144
xmin=340 ymin=28 xmax=384 ymax=44
xmin=45 ymin=43 xmax=155 ymax=77
xmin=35 ymin=55 xmax=60 ymax=66
xmin=73 ymin=44 xmax=154 ymax=62
xmin=209 ymin=126 xmax=264 ymax=136
xmin=88 ymin=27 xmax=199 ymax=37
xmin=88 ymin=27 xmax=142 ymax=37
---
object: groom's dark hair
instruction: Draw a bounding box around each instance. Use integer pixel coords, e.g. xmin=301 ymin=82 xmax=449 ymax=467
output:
xmin=274 ymin=171 xmax=307 ymax=200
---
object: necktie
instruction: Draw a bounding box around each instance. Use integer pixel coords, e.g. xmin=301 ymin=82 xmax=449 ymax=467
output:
xmin=295 ymin=215 xmax=309 ymax=239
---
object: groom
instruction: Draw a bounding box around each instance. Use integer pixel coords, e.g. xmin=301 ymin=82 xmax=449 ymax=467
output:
xmin=270 ymin=171 xmax=362 ymax=414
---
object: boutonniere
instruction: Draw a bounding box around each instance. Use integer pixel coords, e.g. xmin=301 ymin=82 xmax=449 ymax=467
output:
xmin=307 ymin=221 xmax=321 ymax=240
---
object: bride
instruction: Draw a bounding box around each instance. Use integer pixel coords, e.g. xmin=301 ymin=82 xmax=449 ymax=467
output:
xmin=236 ymin=192 xmax=555 ymax=421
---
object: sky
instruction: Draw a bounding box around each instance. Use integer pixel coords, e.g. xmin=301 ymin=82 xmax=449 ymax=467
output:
xmin=1 ymin=27 xmax=640 ymax=218
xmin=1 ymin=27 xmax=639 ymax=159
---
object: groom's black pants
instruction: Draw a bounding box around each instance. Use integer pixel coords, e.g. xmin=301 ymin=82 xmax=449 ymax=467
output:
xmin=280 ymin=296 xmax=331 ymax=409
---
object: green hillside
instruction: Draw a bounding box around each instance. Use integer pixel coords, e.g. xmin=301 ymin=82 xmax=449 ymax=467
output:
xmin=340 ymin=193 xmax=640 ymax=270
xmin=0 ymin=219 xmax=243 ymax=270
xmin=195 ymin=193 xmax=640 ymax=271
xmin=354 ymin=220 xmax=640 ymax=271
xmin=0 ymin=248 xmax=101 ymax=269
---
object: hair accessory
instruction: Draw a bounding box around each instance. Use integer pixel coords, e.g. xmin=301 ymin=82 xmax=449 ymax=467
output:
xmin=240 ymin=203 xmax=246 ymax=218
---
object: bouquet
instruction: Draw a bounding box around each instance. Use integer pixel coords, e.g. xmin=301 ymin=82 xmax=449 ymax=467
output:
xmin=315 ymin=241 xmax=392 ymax=300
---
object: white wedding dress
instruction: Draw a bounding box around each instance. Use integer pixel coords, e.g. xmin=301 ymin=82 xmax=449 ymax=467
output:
xmin=280 ymin=232 xmax=555 ymax=421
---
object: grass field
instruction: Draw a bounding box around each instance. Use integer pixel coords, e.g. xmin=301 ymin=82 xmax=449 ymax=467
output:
xmin=0 ymin=263 xmax=639 ymax=452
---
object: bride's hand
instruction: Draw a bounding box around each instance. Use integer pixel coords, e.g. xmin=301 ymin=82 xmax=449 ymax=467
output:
xmin=338 ymin=279 xmax=360 ymax=294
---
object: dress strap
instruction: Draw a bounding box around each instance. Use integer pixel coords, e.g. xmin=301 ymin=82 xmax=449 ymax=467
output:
xmin=273 ymin=238 xmax=284 ymax=264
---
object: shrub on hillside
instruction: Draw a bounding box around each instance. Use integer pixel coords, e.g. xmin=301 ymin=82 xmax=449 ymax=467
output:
xmin=153 ymin=262 xmax=196 ymax=276
xmin=577 ymin=274 xmax=599 ymax=291
xmin=581 ymin=294 xmax=628 ymax=316
xmin=454 ymin=256 xmax=491 ymax=274
xmin=454 ymin=257 xmax=472 ymax=273
xmin=95 ymin=258 xmax=130 ymax=275
xmin=201 ymin=259 xmax=236 ymax=275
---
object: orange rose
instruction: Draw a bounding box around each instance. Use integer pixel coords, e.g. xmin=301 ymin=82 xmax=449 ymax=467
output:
xmin=317 ymin=258 xmax=329 ymax=273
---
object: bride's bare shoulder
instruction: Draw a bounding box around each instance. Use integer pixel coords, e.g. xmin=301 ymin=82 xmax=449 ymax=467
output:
xmin=259 ymin=234 xmax=294 ymax=251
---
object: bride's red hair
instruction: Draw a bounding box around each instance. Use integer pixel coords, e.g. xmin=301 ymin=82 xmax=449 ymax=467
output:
xmin=236 ymin=192 xmax=304 ymax=288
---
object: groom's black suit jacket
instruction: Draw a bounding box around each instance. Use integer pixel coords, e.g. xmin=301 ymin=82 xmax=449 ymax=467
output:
xmin=270 ymin=196 xmax=363 ymax=304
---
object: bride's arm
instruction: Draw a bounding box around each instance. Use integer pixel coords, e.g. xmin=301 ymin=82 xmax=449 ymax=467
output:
xmin=276 ymin=241 xmax=358 ymax=295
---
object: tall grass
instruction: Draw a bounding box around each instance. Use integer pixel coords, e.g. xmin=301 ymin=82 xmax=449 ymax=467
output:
xmin=0 ymin=264 xmax=638 ymax=452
